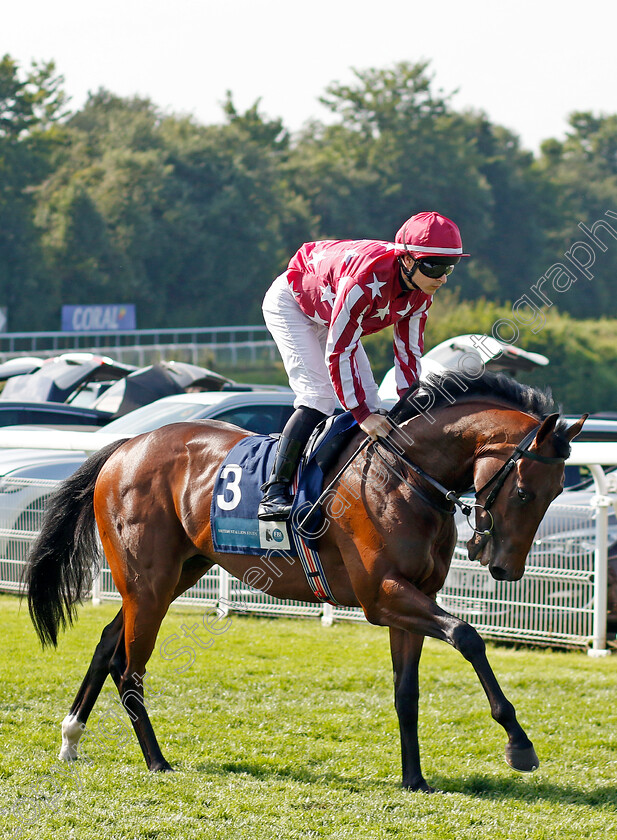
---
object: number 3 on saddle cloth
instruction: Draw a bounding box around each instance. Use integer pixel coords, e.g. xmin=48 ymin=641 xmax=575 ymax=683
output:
xmin=210 ymin=413 xmax=359 ymax=605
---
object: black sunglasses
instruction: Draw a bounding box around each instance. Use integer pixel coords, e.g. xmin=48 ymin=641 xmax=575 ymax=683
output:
xmin=415 ymin=260 xmax=455 ymax=279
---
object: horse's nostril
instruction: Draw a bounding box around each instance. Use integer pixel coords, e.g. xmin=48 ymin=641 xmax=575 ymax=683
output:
xmin=490 ymin=565 xmax=508 ymax=581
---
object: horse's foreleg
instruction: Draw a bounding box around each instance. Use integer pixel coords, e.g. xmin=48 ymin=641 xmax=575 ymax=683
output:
xmin=449 ymin=619 xmax=539 ymax=772
xmin=389 ymin=628 xmax=433 ymax=792
xmin=371 ymin=578 xmax=538 ymax=775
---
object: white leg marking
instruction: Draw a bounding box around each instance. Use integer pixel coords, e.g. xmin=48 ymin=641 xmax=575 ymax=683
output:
xmin=59 ymin=714 xmax=84 ymax=761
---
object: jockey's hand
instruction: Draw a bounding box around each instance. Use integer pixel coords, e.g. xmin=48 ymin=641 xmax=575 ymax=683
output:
xmin=360 ymin=413 xmax=392 ymax=441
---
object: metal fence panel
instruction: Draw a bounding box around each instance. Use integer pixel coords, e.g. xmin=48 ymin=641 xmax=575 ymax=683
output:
xmin=441 ymin=503 xmax=597 ymax=648
xmin=0 ymin=476 xmax=60 ymax=592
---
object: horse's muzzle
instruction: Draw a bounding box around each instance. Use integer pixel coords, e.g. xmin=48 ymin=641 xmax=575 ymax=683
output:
xmin=489 ymin=562 xmax=524 ymax=582
xmin=467 ymin=532 xmax=491 ymax=564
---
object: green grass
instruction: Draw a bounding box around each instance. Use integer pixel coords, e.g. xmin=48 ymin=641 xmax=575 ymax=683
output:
xmin=1 ymin=594 xmax=616 ymax=839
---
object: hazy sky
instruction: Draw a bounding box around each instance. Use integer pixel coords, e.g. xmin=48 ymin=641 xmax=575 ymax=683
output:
xmin=4 ymin=0 xmax=615 ymax=152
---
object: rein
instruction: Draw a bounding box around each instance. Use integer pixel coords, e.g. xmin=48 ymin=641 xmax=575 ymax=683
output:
xmin=295 ymin=411 xmax=566 ymax=542
xmin=373 ymin=437 xmax=460 ymax=516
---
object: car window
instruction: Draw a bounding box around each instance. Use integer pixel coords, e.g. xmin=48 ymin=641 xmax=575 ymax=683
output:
xmin=0 ymin=410 xmax=20 ymax=426
xmin=212 ymin=405 xmax=294 ymax=435
xmin=66 ymin=382 xmax=108 ymax=407
xmin=24 ymin=408 xmax=98 ymax=427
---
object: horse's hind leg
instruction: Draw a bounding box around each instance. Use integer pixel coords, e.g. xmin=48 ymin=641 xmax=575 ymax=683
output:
xmin=107 ymin=588 xmax=177 ymax=771
xmin=59 ymin=556 xmax=213 ymax=767
xmin=59 ymin=609 xmax=124 ymax=760
xmin=108 ymin=554 xmax=215 ymax=771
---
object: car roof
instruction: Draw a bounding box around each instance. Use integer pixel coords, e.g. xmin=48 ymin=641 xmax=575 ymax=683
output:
xmin=0 ymin=448 xmax=85 ymax=475
xmin=131 ymin=390 xmax=294 ymax=405
xmin=95 ymin=389 xmax=296 ymax=436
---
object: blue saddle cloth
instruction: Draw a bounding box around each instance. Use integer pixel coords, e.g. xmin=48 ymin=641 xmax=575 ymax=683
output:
xmin=210 ymin=412 xmax=358 ymax=555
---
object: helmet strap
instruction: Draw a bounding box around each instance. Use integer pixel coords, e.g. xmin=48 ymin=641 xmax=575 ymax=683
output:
xmin=398 ymin=256 xmax=421 ymax=291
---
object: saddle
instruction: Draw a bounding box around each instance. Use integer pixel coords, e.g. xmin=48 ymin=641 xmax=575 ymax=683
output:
xmin=210 ymin=412 xmax=360 ymax=556
xmin=303 ymin=412 xmax=359 ymax=472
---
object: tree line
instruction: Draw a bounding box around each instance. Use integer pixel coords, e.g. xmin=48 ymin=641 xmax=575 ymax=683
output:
xmin=1 ymin=54 xmax=617 ymax=348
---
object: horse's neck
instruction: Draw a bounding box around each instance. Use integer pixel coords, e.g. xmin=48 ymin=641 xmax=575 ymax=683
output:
xmin=401 ymin=402 xmax=533 ymax=493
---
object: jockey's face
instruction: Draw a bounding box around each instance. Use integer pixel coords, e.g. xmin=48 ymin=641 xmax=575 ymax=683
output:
xmin=400 ymin=255 xmax=449 ymax=295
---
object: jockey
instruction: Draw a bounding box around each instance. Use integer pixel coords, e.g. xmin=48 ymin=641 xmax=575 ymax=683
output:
xmin=258 ymin=211 xmax=469 ymax=521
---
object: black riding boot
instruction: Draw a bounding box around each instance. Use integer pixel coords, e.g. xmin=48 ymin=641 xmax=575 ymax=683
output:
xmin=258 ymin=406 xmax=326 ymax=521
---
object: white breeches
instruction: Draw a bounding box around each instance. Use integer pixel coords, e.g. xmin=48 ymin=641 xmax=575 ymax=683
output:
xmin=262 ymin=274 xmax=380 ymax=416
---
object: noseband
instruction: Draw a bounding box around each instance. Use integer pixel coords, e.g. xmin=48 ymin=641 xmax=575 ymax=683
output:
xmin=374 ymin=424 xmax=567 ymax=537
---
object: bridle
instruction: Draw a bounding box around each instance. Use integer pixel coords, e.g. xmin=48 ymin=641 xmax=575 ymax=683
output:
xmin=373 ymin=424 xmax=567 ymax=538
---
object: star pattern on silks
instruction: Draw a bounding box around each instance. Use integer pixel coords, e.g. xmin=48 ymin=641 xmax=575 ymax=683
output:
xmin=311 ymin=311 xmax=329 ymax=326
xmin=320 ymin=284 xmax=336 ymax=307
xmin=308 ymin=251 xmax=327 ymax=267
xmin=366 ymin=273 xmax=386 ymax=299
xmin=343 ymin=248 xmax=360 ymax=266
xmin=397 ymin=301 xmax=412 ymax=317
xmin=376 ymin=303 xmax=390 ymax=320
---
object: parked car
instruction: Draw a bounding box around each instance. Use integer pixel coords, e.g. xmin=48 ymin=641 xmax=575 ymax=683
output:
xmin=87 ymin=361 xmax=234 ymax=415
xmin=562 ymin=416 xmax=617 ymax=489
xmin=0 ymin=353 xmax=290 ymax=425
xmin=0 ymin=390 xmax=297 ymax=572
xmin=0 ymin=401 xmax=113 ymax=429
xmin=0 ymin=354 xmax=136 ymax=404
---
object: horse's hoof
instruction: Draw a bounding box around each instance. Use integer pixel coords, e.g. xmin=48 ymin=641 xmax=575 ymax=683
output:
xmin=403 ymin=779 xmax=437 ymax=793
xmin=505 ymin=744 xmax=539 ymax=773
xmin=150 ymin=760 xmax=173 ymax=772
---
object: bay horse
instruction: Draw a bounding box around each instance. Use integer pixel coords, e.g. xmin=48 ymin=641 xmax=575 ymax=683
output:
xmin=25 ymin=372 xmax=586 ymax=792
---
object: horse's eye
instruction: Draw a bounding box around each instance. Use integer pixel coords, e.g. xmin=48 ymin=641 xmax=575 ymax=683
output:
xmin=517 ymin=488 xmax=531 ymax=503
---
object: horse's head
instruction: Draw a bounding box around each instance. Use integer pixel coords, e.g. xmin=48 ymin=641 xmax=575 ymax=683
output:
xmin=467 ymin=413 xmax=587 ymax=581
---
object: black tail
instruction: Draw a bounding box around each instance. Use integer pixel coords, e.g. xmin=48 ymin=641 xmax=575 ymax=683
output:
xmin=23 ymin=439 xmax=128 ymax=647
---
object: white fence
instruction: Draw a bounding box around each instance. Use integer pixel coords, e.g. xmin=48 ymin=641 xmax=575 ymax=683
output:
xmin=0 ymin=325 xmax=277 ymax=368
xmin=441 ymin=503 xmax=598 ymax=649
xmin=0 ymin=470 xmax=612 ymax=653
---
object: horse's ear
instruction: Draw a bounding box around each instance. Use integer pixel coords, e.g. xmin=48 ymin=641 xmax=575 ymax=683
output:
xmin=533 ymin=413 xmax=560 ymax=448
xmin=565 ymin=413 xmax=588 ymax=442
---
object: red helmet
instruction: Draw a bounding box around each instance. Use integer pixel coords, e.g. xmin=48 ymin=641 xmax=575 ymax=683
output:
xmin=395 ymin=211 xmax=470 ymax=259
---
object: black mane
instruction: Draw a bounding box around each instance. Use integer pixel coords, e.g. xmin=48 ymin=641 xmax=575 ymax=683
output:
xmin=391 ymin=371 xmax=571 ymax=456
